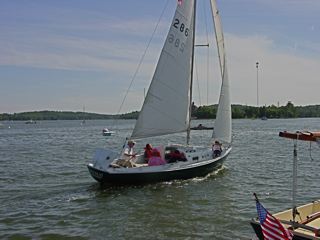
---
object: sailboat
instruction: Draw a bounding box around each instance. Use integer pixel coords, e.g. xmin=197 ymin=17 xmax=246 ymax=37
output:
xmin=102 ymin=128 xmax=114 ymax=136
xmin=87 ymin=0 xmax=232 ymax=184
xmin=81 ymin=106 xmax=86 ymax=125
xmin=251 ymin=131 xmax=320 ymax=240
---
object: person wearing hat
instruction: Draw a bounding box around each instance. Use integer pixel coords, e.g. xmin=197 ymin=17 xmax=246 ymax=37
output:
xmin=123 ymin=140 xmax=136 ymax=160
xmin=212 ymin=140 xmax=222 ymax=158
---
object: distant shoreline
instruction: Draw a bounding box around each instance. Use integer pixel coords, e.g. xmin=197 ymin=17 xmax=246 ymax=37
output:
xmin=1 ymin=103 xmax=319 ymax=121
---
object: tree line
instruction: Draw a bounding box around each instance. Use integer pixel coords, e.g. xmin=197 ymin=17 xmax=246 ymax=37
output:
xmin=0 ymin=111 xmax=113 ymax=121
xmin=0 ymin=102 xmax=319 ymax=121
xmin=193 ymin=102 xmax=320 ymax=119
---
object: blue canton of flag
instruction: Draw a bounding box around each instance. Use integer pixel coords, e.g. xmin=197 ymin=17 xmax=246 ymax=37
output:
xmin=255 ymin=200 xmax=293 ymax=240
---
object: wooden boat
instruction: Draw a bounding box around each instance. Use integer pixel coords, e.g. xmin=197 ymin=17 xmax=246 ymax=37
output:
xmin=279 ymin=131 xmax=320 ymax=142
xmin=250 ymin=130 xmax=320 ymax=240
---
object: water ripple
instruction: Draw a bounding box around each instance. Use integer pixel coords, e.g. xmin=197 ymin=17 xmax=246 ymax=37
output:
xmin=0 ymin=119 xmax=319 ymax=239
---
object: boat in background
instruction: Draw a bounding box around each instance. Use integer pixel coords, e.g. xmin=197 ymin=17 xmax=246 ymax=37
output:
xmin=251 ymin=130 xmax=320 ymax=240
xmin=81 ymin=105 xmax=86 ymax=125
xmin=190 ymin=124 xmax=214 ymax=130
xmin=25 ymin=120 xmax=36 ymax=124
xmin=87 ymin=0 xmax=232 ymax=184
xmin=102 ymin=128 xmax=114 ymax=136
xmin=261 ymin=116 xmax=267 ymax=120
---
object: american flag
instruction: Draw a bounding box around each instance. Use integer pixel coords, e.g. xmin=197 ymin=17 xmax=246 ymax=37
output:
xmin=177 ymin=0 xmax=182 ymax=6
xmin=256 ymin=199 xmax=293 ymax=240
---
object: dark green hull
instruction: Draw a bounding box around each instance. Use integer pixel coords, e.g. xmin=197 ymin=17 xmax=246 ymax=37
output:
xmin=87 ymin=155 xmax=226 ymax=185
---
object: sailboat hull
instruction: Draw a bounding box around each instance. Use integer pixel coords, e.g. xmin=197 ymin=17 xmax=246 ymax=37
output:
xmin=87 ymin=148 xmax=231 ymax=185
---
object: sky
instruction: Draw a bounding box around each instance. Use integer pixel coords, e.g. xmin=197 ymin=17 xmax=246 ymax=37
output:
xmin=0 ymin=0 xmax=319 ymax=114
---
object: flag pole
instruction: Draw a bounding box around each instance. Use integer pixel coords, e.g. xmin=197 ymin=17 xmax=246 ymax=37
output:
xmin=292 ymin=136 xmax=298 ymax=221
xmin=253 ymin=192 xmax=259 ymax=202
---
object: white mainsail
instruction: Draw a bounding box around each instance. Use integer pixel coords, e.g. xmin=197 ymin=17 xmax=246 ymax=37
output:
xmin=131 ymin=1 xmax=195 ymax=139
xmin=210 ymin=0 xmax=232 ymax=144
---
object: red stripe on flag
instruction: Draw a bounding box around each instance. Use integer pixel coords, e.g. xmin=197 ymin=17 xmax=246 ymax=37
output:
xmin=261 ymin=214 xmax=292 ymax=240
xmin=255 ymin=198 xmax=293 ymax=240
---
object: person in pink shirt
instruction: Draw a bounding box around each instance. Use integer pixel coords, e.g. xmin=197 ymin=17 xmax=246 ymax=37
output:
xmin=148 ymin=148 xmax=166 ymax=166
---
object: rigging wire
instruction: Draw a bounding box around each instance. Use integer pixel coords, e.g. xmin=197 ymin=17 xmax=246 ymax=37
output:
xmin=194 ymin=0 xmax=210 ymax=107
xmin=194 ymin=55 xmax=202 ymax=106
xmin=193 ymin=0 xmax=211 ymax=142
xmin=111 ymin=0 xmax=170 ymax=133
xmin=309 ymin=141 xmax=314 ymax=161
xmin=203 ymin=0 xmax=210 ymax=105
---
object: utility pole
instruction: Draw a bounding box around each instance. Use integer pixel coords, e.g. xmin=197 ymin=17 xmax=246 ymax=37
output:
xmin=256 ymin=62 xmax=259 ymax=107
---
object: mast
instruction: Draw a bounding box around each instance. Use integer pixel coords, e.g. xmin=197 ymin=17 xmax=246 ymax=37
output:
xmin=82 ymin=105 xmax=86 ymax=125
xmin=187 ymin=0 xmax=196 ymax=145
xmin=279 ymin=131 xmax=320 ymax=221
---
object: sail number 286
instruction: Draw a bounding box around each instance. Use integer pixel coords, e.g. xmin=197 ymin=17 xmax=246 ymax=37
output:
xmin=173 ymin=18 xmax=189 ymax=37
xmin=168 ymin=18 xmax=189 ymax=53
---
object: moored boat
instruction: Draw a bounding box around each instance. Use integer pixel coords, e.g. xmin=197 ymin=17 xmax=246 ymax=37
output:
xmin=251 ymin=130 xmax=320 ymax=240
xmin=102 ymin=128 xmax=114 ymax=136
xmin=25 ymin=119 xmax=36 ymax=124
xmin=190 ymin=124 xmax=214 ymax=130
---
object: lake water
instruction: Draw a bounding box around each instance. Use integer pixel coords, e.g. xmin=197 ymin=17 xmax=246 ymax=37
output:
xmin=1 ymin=118 xmax=319 ymax=239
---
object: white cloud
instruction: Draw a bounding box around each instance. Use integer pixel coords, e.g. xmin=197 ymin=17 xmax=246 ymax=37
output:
xmin=226 ymin=34 xmax=320 ymax=106
xmin=0 ymin=16 xmax=169 ymax=77
xmin=1 ymin=4 xmax=319 ymax=114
